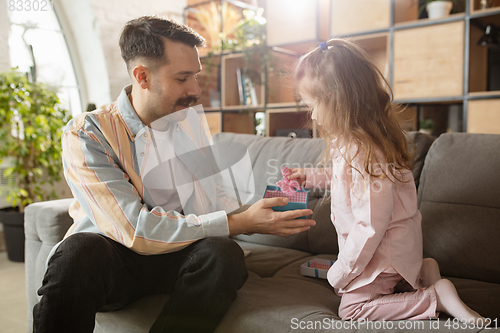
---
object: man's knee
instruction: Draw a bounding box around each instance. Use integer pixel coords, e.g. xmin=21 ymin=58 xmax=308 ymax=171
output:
xmin=50 ymin=233 xmax=115 ymax=270
xmin=195 ymin=237 xmax=247 ymax=282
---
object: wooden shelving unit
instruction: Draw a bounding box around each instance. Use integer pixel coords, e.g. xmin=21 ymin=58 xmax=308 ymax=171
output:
xmin=186 ymin=0 xmax=500 ymax=137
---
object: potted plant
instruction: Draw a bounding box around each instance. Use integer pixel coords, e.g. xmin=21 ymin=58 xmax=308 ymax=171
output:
xmin=419 ymin=119 xmax=435 ymax=136
xmin=0 ymin=68 xmax=71 ymax=262
xmin=419 ymin=0 xmax=459 ymax=19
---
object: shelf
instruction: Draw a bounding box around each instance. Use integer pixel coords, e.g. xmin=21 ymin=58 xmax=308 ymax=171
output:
xmin=394 ymin=97 xmax=465 ymax=104
xmin=470 ymin=0 xmax=500 ymax=14
xmin=266 ymin=102 xmax=303 ymax=109
xmin=393 ymin=13 xmax=465 ymax=30
xmin=468 ymin=91 xmax=500 ymax=98
xmin=187 ymin=0 xmax=500 ymax=136
xmin=266 ymin=108 xmax=314 ymax=137
xmin=266 ymin=40 xmax=318 ymax=56
xmin=393 ymin=21 xmax=465 ymax=100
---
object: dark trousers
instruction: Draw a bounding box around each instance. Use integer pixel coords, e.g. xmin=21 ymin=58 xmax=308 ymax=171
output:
xmin=33 ymin=233 xmax=248 ymax=333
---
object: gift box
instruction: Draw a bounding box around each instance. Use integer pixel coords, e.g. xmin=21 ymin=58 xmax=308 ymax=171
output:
xmin=263 ymin=185 xmax=309 ymax=219
xmin=300 ymin=258 xmax=335 ymax=279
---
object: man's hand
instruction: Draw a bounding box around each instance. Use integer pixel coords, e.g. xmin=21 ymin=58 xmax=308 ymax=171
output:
xmin=228 ymin=197 xmax=315 ymax=236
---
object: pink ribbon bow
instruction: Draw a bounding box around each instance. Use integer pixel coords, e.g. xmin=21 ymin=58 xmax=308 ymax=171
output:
xmin=276 ymin=166 xmax=301 ymax=195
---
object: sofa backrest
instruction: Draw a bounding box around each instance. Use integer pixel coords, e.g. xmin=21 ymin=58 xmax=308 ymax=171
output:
xmin=418 ymin=133 xmax=500 ymax=284
xmin=212 ymin=131 xmax=434 ymax=255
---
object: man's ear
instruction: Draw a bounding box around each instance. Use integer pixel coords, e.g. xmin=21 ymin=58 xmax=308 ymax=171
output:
xmin=131 ymin=65 xmax=151 ymax=90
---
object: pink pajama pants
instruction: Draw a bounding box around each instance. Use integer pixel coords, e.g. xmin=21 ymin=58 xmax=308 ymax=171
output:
xmin=339 ymin=273 xmax=439 ymax=321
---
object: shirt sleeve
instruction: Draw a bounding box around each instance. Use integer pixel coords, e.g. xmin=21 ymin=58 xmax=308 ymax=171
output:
xmin=327 ymin=166 xmax=394 ymax=289
xmin=304 ymin=168 xmax=332 ymax=189
xmin=62 ymin=117 xmax=229 ymax=255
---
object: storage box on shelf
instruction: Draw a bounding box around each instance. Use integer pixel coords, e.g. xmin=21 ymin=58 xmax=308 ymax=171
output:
xmin=467 ymin=99 xmax=500 ymax=134
xmin=393 ymin=21 xmax=465 ymax=100
xmin=330 ymin=0 xmax=417 ymax=36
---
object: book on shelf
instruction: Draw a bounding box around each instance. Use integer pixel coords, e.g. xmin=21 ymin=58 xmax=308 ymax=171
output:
xmin=236 ymin=68 xmax=244 ymax=105
xmin=237 ymin=67 xmax=258 ymax=106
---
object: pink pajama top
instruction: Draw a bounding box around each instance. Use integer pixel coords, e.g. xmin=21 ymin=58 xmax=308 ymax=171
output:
xmin=305 ymin=143 xmax=423 ymax=295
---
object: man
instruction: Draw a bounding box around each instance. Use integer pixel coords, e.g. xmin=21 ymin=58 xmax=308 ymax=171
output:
xmin=33 ymin=16 xmax=315 ymax=333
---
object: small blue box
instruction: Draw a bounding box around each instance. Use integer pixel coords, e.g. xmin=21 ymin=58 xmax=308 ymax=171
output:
xmin=263 ymin=185 xmax=310 ymax=219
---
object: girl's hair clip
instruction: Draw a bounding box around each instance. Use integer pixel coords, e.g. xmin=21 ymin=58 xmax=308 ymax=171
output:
xmin=320 ymin=42 xmax=328 ymax=52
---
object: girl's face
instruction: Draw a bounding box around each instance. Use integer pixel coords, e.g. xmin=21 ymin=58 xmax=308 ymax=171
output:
xmin=299 ymin=77 xmax=322 ymax=125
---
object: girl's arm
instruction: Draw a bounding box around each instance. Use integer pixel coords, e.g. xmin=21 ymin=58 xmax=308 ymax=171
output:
xmin=327 ymin=168 xmax=394 ymax=290
xmin=289 ymin=168 xmax=332 ymax=189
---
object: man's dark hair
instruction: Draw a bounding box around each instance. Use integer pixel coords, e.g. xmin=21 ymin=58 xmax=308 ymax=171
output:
xmin=119 ymin=16 xmax=206 ymax=71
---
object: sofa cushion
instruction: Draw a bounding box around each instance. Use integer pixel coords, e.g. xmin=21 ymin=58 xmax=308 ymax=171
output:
xmin=215 ymin=272 xmax=342 ymax=333
xmin=95 ymin=294 xmax=168 ymax=333
xmin=235 ymin=240 xmax=311 ymax=278
xmin=418 ymin=133 xmax=500 ymax=284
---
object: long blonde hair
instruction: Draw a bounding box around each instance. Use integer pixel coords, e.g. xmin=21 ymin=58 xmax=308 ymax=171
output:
xmin=295 ymin=39 xmax=412 ymax=182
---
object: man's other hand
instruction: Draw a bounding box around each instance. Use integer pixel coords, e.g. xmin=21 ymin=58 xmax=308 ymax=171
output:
xmin=228 ymin=197 xmax=315 ymax=236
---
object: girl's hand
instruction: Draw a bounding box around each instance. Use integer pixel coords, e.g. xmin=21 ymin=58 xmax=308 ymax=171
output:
xmin=288 ymin=168 xmax=307 ymax=187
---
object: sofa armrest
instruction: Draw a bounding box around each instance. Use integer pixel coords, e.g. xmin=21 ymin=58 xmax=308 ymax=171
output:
xmin=24 ymin=198 xmax=74 ymax=332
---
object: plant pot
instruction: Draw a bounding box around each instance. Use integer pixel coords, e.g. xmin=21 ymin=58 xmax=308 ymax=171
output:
xmin=0 ymin=208 xmax=25 ymax=262
xmin=419 ymin=128 xmax=433 ymax=136
xmin=426 ymin=1 xmax=453 ymax=19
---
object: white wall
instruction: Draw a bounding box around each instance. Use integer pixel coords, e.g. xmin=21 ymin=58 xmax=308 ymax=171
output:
xmin=0 ymin=3 xmax=10 ymax=72
xmin=90 ymin=0 xmax=186 ymax=101
xmin=55 ymin=0 xmax=186 ymax=106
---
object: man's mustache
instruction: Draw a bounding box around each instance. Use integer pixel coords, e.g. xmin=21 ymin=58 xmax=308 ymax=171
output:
xmin=176 ymin=96 xmax=198 ymax=106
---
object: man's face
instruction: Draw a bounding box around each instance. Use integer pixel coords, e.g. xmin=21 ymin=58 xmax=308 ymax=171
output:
xmin=145 ymin=39 xmax=202 ymax=122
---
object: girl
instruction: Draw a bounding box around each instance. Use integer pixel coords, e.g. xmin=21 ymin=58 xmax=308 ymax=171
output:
xmin=289 ymin=39 xmax=483 ymax=323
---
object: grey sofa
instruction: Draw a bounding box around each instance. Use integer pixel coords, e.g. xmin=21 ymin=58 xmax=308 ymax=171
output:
xmin=25 ymin=132 xmax=500 ymax=332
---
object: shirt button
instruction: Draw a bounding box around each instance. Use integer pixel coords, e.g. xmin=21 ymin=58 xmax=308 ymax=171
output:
xmin=140 ymin=152 xmax=144 ymax=156
xmin=143 ymin=133 xmax=148 ymax=137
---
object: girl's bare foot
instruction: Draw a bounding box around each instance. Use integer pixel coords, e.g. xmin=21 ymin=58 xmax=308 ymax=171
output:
xmin=434 ymin=279 xmax=484 ymax=323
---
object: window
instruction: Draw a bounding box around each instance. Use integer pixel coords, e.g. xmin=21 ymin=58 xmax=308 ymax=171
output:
xmin=8 ymin=5 xmax=82 ymax=115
